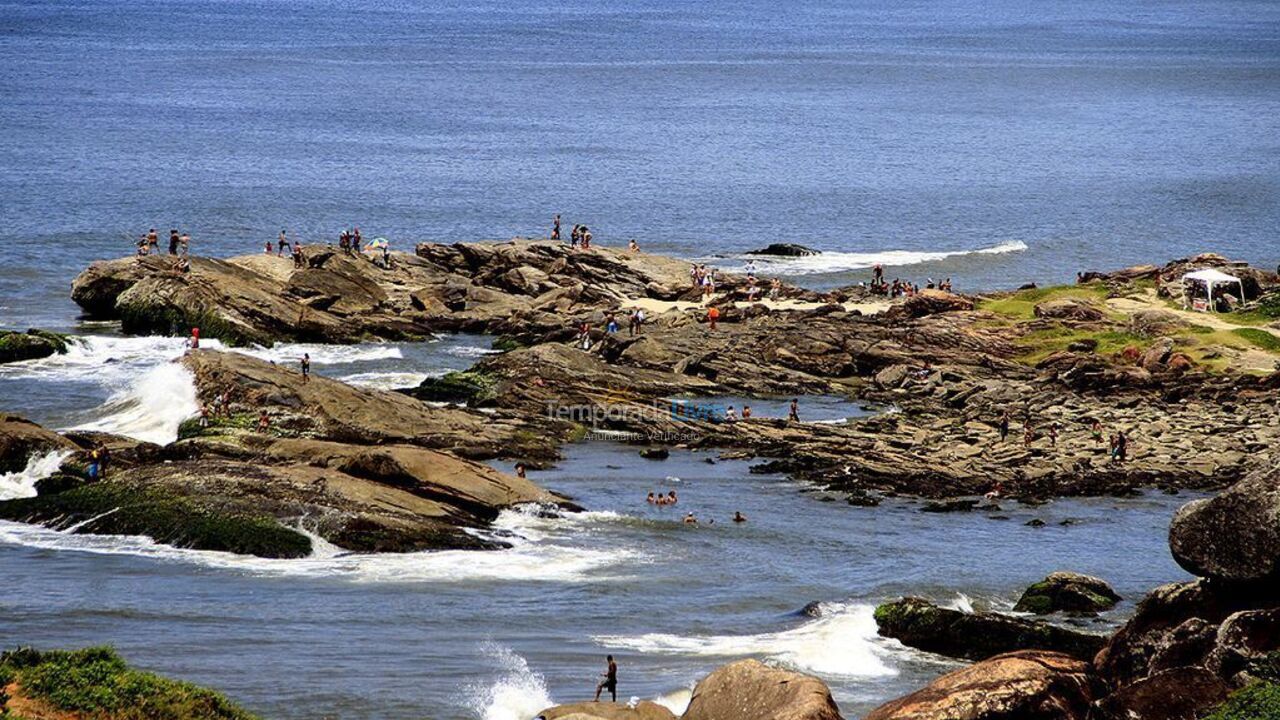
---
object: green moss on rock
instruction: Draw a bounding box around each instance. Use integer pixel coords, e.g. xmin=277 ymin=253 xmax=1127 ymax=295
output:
xmin=0 ymin=646 xmax=259 ymax=720
xmin=0 ymin=483 xmax=310 ymax=559
xmin=1205 ymin=682 xmax=1280 ymax=720
xmin=405 ymin=369 xmax=499 ymax=405
xmin=0 ymin=330 xmax=70 ymax=365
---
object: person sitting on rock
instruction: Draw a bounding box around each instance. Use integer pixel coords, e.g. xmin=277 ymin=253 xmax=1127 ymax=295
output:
xmin=628 ymin=238 xmax=638 ymax=252
xmin=605 ymin=312 xmax=619 ymax=334
xmin=258 ymin=411 xmax=270 ymax=432
xmin=769 ymin=277 xmax=782 ymax=301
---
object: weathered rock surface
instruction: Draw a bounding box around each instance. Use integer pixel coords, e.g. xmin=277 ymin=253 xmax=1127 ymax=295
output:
xmin=682 ymin=659 xmax=842 ymax=720
xmin=536 ymin=702 xmax=676 ymax=720
xmin=1169 ymin=460 xmax=1280 ymax=585
xmin=1034 ymin=299 xmax=1104 ymax=322
xmin=1089 ymin=666 xmax=1229 ymax=720
xmin=0 ymin=414 xmax=77 ymax=473
xmin=0 ymin=329 xmax=68 ymax=365
xmin=873 ymin=598 xmax=1106 ymax=662
xmin=1012 ymin=572 xmax=1121 ymax=615
xmin=863 ymin=651 xmax=1098 ymax=720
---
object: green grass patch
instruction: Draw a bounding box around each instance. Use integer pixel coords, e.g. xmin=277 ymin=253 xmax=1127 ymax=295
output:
xmin=0 ymin=484 xmax=310 ymax=559
xmin=977 ymin=284 xmax=1112 ymax=321
xmin=1205 ymin=682 xmax=1280 ymax=720
xmin=1231 ymin=328 xmax=1280 ymax=352
xmin=1012 ymin=325 xmax=1147 ymax=364
xmin=0 ymin=646 xmax=259 ymax=720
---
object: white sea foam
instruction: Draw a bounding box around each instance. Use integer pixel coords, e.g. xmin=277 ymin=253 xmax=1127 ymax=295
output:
xmin=234 ymin=342 xmax=404 ymax=365
xmin=446 ymin=345 xmax=501 ymax=358
xmin=339 ymin=371 xmax=434 ymax=391
xmin=593 ymin=602 xmax=896 ymax=678
xmin=466 ymin=643 xmax=554 ymax=720
xmin=72 ymin=361 xmax=199 ymax=445
xmin=652 ymin=687 xmax=693 ymax=715
xmin=0 ymin=450 xmax=72 ymax=501
xmin=0 ymin=506 xmax=638 ymax=584
xmin=944 ymin=592 xmax=975 ymax=614
xmin=717 ymin=240 xmax=1028 ymax=276
xmin=0 ymin=335 xmax=222 ymax=383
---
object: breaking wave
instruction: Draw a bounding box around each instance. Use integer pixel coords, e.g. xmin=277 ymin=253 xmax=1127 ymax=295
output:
xmin=592 ymin=602 xmax=896 ymax=678
xmin=465 ymin=643 xmax=554 ymax=720
xmin=71 ymin=361 xmax=199 ymax=445
xmin=0 ymin=450 xmax=72 ymax=501
xmin=718 ymin=240 xmax=1028 ymax=276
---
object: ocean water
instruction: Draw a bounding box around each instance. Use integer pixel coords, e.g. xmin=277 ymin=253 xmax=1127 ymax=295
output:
xmin=2 ymin=0 xmax=1279 ymax=331
xmin=0 ymin=1 xmax=1269 ymax=717
xmin=0 ymin=337 xmax=1200 ymax=718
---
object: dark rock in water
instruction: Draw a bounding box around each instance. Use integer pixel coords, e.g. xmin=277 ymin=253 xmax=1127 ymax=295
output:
xmin=639 ymin=447 xmax=670 ymax=460
xmin=745 ymin=243 xmax=820 ymax=257
xmin=847 ymin=490 xmax=881 ymax=507
xmin=1169 ymin=462 xmax=1280 ymax=586
xmin=0 ymin=329 xmax=69 ymax=365
xmin=1018 ymin=282 xmax=1039 ymax=290
xmin=0 ymin=414 xmax=78 ymax=474
xmin=873 ymin=597 xmax=1107 ymax=662
xmin=31 ymin=473 xmax=84 ymax=496
xmin=922 ymin=498 xmax=979 ymax=513
xmin=864 ymin=650 xmax=1099 ymax=720
xmin=682 ymin=659 xmax=841 ymax=720
xmin=1013 ymin=572 xmax=1121 ymax=615
xmin=797 ymin=601 xmax=826 ymax=618
xmin=703 ymin=457 xmax=716 ymax=464
xmin=1090 ymin=667 xmax=1228 ymax=720
xmin=1026 ymin=518 xmax=1046 ymax=527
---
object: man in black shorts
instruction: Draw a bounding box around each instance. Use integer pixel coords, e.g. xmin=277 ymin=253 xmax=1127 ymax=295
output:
xmin=593 ymin=655 xmax=617 ymax=702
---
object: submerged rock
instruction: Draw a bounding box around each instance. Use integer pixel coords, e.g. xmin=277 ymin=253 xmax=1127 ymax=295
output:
xmin=863 ymin=650 xmax=1099 ymax=720
xmin=1012 ymin=572 xmax=1121 ymax=615
xmin=873 ymin=597 xmax=1106 ymax=662
xmin=682 ymin=659 xmax=842 ymax=720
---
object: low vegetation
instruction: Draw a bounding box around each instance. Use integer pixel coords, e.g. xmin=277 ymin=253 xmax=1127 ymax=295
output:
xmin=0 ymin=646 xmax=258 ymax=720
xmin=1205 ymin=682 xmax=1280 ymax=720
xmin=977 ymin=284 xmax=1113 ymax=321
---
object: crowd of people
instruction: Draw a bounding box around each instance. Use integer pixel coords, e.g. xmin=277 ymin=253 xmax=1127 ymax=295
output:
xmin=869 ymin=263 xmax=952 ymax=297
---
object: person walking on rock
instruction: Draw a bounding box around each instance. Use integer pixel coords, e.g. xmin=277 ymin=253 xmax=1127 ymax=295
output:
xmin=706 ymin=306 xmax=720 ymax=330
xmin=788 ymin=398 xmax=800 ymax=422
xmin=301 ymin=353 xmax=310 ymax=382
xmin=278 ymin=230 xmax=291 ymax=257
xmin=594 ymin=655 xmax=618 ymax=702
xmin=551 ymin=214 xmax=561 ymax=242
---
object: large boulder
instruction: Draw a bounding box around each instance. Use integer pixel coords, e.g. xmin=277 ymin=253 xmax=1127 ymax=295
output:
xmin=863 ymin=650 xmax=1099 ymax=720
xmin=1205 ymin=609 xmax=1280 ymax=683
xmin=1138 ymin=337 xmax=1175 ymax=371
xmin=873 ymin=598 xmax=1106 ymax=662
xmin=537 ymin=701 xmax=676 ymax=720
xmin=1090 ymin=667 xmax=1229 ymax=720
xmin=1033 ymin=299 xmax=1104 ymax=323
xmin=0 ymin=414 xmax=77 ymax=474
xmin=1169 ymin=462 xmax=1280 ymax=585
xmin=1012 ymin=572 xmax=1121 ymax=615
xmin=681 ymin=659 xmax=842 ymax=720
xmin=0 ymin=329 xmax=69 ymax=365
xmin=889 ymin=290 xmax=975 ymax=320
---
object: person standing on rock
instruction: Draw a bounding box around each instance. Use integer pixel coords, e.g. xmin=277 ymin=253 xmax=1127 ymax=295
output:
xmin=278 ymin=230 xmax=291 ymax=258
xmin=168 ymin=229 xmax=180 ymax=255
xmin=147 ymin=228 xmax=159 ymax=252
xmin=999 ymin=411 xmax=1010 ymax=442
xmin=551 ymin=214 xmax=561 ymax=242
xmin=1091 ymin=420 xmax=1103 ymax=444
xmin=571 ymin=224 xmax=581 ymax=248
xmin=180 ymin=232 xmax=190 ymax=256
xmin=706 ymin=306 xmax=720 ymax=330
xmin=593 ymin=655 xmax=618 ymax=702
xmin=301 ymin=353 xmax=310 ymax=383
xmin=353 ymin=227 xmax=362 ymax=253
xmin=292 ymin=242 xmax=304 ymax=268
xmin=788 ymin=398 xmax=799 ymax=422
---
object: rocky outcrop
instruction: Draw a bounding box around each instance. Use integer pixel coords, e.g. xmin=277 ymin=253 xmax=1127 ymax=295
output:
xmin=1012 ymin=572 xmax=1121 ymax=615
xmin=872 ymin=598 xmax=1106 ymax=662
xmin=0 ymin=414 xmax=77 ymax=473
xmin=537 ymin=702 xmax=676 ymax=720
xmin=746 ymin=243 xmax=820 ymax=257
xmin=0 ymin=329 xmax=68 ymax=365
xmin=1034 ymin=299 xmax=1105 ymax=322
xmin=1169 ymin=460 xmax=1280 ymax=585
xmin=681 ymin=659 xmax=842 ymax=720
xmin=863 ymin=651 xmax=1099 ymax=720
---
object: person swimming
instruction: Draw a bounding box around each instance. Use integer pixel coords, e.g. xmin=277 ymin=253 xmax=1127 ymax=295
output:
xmin=646 ymin=492 xmax=655 ymax=504
xmin=733 ymin=511 xmax=747 ymax=523
xmin=683 ymin=512 xmax=697 ymax=524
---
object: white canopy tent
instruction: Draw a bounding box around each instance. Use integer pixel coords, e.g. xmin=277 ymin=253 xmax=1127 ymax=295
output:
xmin=1182 ymin=268 xmax=1245 ymax=313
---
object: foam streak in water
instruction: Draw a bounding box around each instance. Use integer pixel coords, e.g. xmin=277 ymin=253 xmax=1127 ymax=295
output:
xmin=593 ymin=603 xmax=896 ymax=678
xmin=718 ymin=240 xmax=1028 ymax=276
xmin=0 ymin=450 xmax=72 ymax=500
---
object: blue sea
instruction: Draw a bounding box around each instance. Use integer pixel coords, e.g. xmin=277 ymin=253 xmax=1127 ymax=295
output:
xmin=0 ymin=2 xmax=1276 ymax=718
xmin=2 ymin=0 xmax=1279 ymax=331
